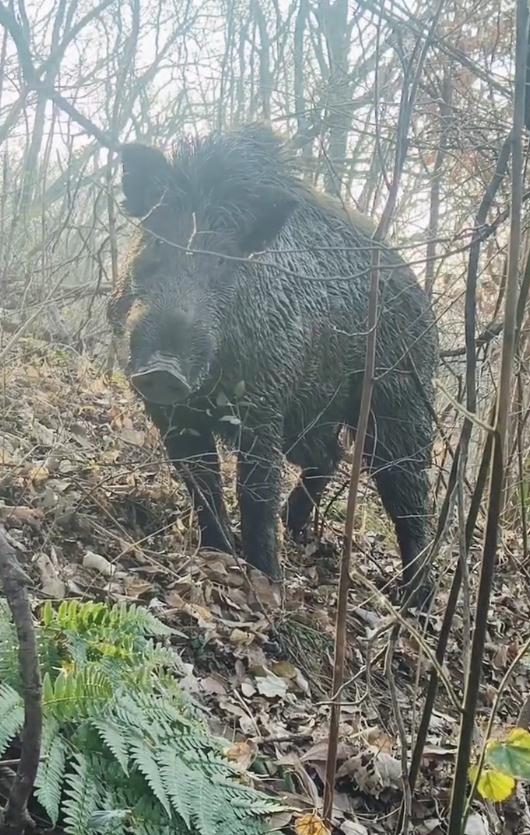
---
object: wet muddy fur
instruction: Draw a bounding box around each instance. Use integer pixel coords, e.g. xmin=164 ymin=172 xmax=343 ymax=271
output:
xmin=108 ymin=124 xmax=439 ymax=600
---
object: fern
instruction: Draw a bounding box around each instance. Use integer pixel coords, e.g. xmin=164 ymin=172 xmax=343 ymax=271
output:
xmin=0 ymin=598 xmax=281 ymax=835
xmin=43 ymin=664 xmax=113 ymax=721
xmin=189 ymin=769 xmax=219 ymax=835
xmin=90 ymin=717 xmax=129 ymax=774
xmin=129 ymin=734 xmax=173 ymax=816
xmin=42 ymin=599 xmax=172 ymax=638
xmin=34 ymin=718 xmax=67 ymax=824
xmin=129 ymin=795 xmax=188 ymax=835
xmin=159 ymin=747 xmax=195 ymax=828
xmin=62 ymin=752 xmax=102 ymax=835
xmin=0 ymin=682 xmax=24 ymax=756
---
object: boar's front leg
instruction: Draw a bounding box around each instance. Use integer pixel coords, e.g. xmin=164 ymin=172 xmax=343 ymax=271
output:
xmin=237 ymin=425 xmax=283 ymax=579
xmin=148 ymin=407 xmax=234 ymax=553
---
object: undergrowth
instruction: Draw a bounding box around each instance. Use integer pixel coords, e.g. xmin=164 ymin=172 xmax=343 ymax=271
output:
xmin=0 ymin=598 xmax=281 ymax=834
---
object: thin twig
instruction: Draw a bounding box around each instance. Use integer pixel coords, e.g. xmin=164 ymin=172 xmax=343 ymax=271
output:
xmin=385 ymin=626 xmax=411 ymax=835
xmin=447 ymin=2 xmax=528 ymax=830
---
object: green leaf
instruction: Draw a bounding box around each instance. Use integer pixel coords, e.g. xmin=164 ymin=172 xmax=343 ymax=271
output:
xmin=0 ymin=598 xmax=277 ymax=835
xmin=469 ymin=764 xmax=516 ymax=802
xmin=41 ymin=600 xmax=54 ymax=627
xmin=486 ymin=728 xmax=530 ymax=780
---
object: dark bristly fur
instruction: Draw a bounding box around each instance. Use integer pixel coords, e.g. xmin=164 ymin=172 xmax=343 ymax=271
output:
xmin=108 ymin=124 xmax=439 ymax=600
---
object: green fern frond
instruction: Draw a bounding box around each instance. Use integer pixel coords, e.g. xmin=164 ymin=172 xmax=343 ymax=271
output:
xmin=188 ymin=769 xmax=222 ymax=835
xmin=0 ymin=682 xmax=24 ymax=756
xmin=90 ymin=718 xmax=129 ymax=774
xmin=159 ymin=747 xmax=194 ymax=828
xmin=35 ymin=717 xmax=67 ymax=824
xmin=131 ymin=691 xmax=199 ymax=738
xmin=129 ymin=735 xmax=172 ymax=816
xmin=108 ymin=602 xmax=172 ymax=636
xmin=0 ymin=599 xmax=279 ymax=835
xmin=43 ymin=599 xmax=171 ymax=638
xmin=62 ymin=752 xmax=101 ymax=835
xmin=44 ymin=664 xmax=113 ymax=721
xmin=129 ymin=795 xmax=187 ymax=835
xmin=108 ymin=693 xmax=151 ymax=733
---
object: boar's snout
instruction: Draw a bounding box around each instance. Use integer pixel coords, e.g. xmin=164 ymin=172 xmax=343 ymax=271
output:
xmin=130 ymin=352 xmax=191 ymax=405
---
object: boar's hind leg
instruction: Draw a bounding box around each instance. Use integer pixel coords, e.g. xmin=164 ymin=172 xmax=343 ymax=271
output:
xmin=368 ymin=396 xmax=433 ymax=602
xmin=237 ymin=428 xmax=284 ymax=579
xmin=283 ymin=430 xmax=343 ymax=539
xmin=149 ymin=410 xmax=233 ymax=553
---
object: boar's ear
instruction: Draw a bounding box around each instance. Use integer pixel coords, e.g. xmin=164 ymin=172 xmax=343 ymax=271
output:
xmin=121 ymin=143 xmax=172 ymax=218
xmin=241 ymin=187 xmax=298 ymax=253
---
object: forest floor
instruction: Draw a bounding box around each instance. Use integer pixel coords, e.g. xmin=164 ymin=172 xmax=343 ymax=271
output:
xmin=1 ymin=339 xmax=530 ymax=835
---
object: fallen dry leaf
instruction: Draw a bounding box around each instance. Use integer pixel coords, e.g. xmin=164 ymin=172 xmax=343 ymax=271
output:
xmin=241 ymin=680 xmax=256 ymax=697
xmin=464 ymin=814 xmax=489 ymax=835
xmin=28 ymin=464 xmax=50 ymax=485
xmin=230 ymin=628 xmax=254 ymax=646
xmin=272 ymin=660 xmax=298 ymax=679
xmin=336 ymin=748 xmax=401 ymax=796
xmin=120 ymin=427 xmax=145 ymax=446
xmin=36 ymin=552 xmax=65 ymax=598
xmin=83 ymin=550 xmax=119 ymax=577
xmin=123 ymin=577 xmax=154 ymax=598
xmin=256 ymin=672 xmax=289 ymax=699
xmin=295 ymin=811 xmax=330 ymax=835
xmin=225 ymin=740 xmax=256 ymax=770
xmin=201 ymin=675 xmax=228 ymax=696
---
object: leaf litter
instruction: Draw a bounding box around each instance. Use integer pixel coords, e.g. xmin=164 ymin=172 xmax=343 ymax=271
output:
xmin=1 ymin=341 xmax=530 ymax=833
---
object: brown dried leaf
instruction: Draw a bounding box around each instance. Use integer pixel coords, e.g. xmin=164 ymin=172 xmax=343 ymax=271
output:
xmin=295 ymin=812 xmax=330 ymax=835
xmin=28 ymin=465 xmax=49 ymax=485
xmin=225 ymin=740 xmax=256 ymax=770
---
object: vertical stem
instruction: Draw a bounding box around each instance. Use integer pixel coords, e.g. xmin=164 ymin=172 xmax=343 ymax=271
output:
xmin=447 ymin=2 xmax=528 ymax=831
xmin=406 ymin=128 xmax=514 ymax=804
xmin=322 ymin=245 xmax=380 ymax=823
